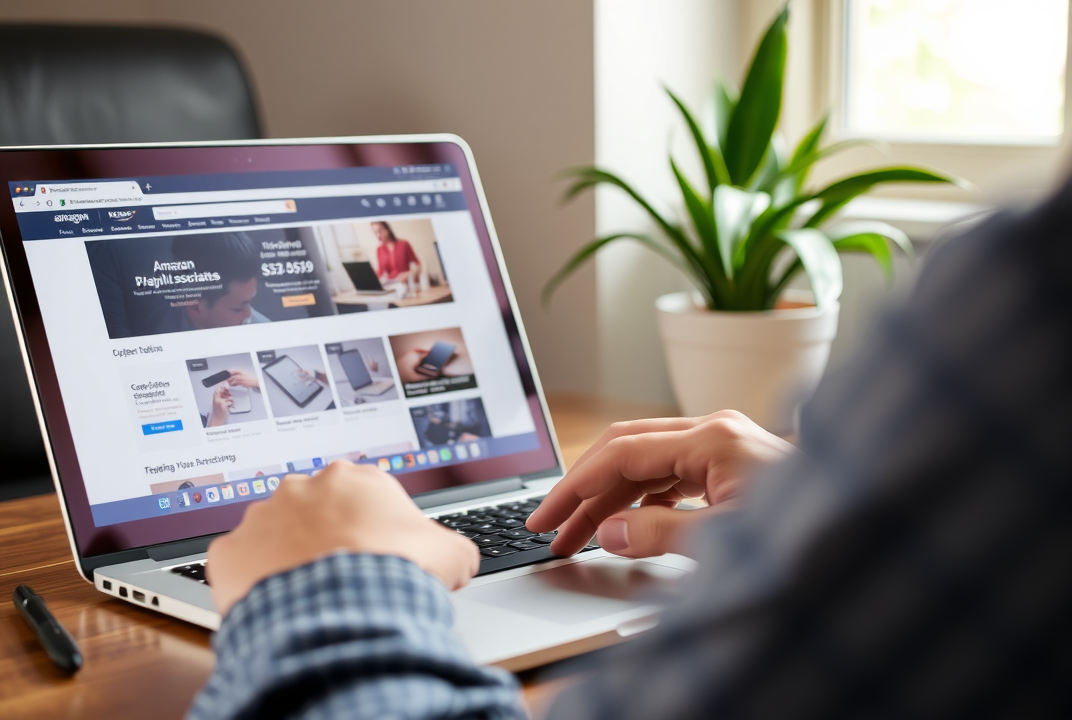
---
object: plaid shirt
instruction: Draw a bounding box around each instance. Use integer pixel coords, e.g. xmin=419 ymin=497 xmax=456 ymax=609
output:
xmin=190 ymin=181 xmax=1072 ymax=720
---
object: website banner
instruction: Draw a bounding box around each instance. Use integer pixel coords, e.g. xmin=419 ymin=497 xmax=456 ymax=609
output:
xmin=85 ymin=219 xmax=454 ymax=339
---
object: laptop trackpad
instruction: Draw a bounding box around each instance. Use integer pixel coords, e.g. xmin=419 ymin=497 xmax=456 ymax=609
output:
xmin=462 ymin=557 xmax=686 ymax=625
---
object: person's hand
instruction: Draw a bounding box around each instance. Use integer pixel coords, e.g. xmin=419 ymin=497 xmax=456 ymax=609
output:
xmin=207 ymin=385 xmax=233 ymax=427
xmin=207 ymin=460 xmax=480 ymax=616
xmin=226 ymin=370 xmax=259 ymax=390
xmin=366 ymin=358 xmax=380 ymax=373
xmin=396 ymin=348 xmax=430 ymax=383
xmin=526 ymin=410 xmax=796 ymax=559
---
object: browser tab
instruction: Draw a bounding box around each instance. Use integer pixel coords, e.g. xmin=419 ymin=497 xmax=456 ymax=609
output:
xmin=34 ymin=181 xmax=144 ymax=208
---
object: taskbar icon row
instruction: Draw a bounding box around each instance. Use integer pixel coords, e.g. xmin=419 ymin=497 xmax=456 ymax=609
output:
xmin=155 ymin=475 xmax=280 ymax=512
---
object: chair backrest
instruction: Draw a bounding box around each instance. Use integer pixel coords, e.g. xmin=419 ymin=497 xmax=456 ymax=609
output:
xmin=0 ymin=24 xmax=262 ymax=494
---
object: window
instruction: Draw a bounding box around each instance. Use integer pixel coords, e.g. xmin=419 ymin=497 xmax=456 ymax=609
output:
xmin=843 ymin=0 xmax=1068 ymax=144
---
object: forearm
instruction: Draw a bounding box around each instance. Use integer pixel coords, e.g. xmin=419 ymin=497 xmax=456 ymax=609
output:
xmin=188 ymin=552 xmax=524 ymax=720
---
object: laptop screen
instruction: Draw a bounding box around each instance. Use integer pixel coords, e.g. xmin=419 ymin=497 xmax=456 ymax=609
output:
xmin=0 ymin=139 xmax=560 ymax=558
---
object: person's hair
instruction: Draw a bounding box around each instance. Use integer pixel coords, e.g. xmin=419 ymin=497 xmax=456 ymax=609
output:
xmin=372 ymin=221 xmax=397 ymax=241
xmin=171 ymin=232 xmax=259 ymax=308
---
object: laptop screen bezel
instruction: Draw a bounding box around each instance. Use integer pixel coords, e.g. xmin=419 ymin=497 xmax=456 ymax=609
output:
xmin=0 ymin=136 xmax=563 ymax=567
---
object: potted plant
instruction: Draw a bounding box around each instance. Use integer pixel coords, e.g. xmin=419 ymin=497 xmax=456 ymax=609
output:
xmin=543 ymin=4 xmax=960 ymax=433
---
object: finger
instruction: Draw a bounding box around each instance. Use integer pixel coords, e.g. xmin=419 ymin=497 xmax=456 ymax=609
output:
xmin=529 ymin=428 xmax=705 ymax=532
xmin=596 ymin=505 xmax=713 ymax=558
xmin=568 ymin=417 xmax=701 ymax=475
xmin=547 ymin=474 xmax=679 ymax=555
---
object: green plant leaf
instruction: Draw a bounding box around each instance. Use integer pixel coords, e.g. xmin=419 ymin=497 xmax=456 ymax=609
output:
xmin=831 ymin=232 xmax=894 ymax=282
xmin=541 ymin=232 xmax=688 ymax=309
xmin=711 ymin=80 xmax=737 ymax=151
xmin=671 ymin=158 xmax=718 ymax=264
xmin=829 ymin=220 xmax=914 ymax=261
xmin=787 ymin=113 xmax=828 ymax=172
xmin=749 ymin=132 xmax=787 ymax=193
xmin=559 ymin=165 xmax=726 ymax=305
xmin=775 ymin=228 xmax=843 ymax=309
xmin=723 ymin=5 xmax=788 ymax=185
xmin=561 ymin=166 xmax=680 ymax=240
xmin=714 ymin=185 xmax=771 ymax=278
xmin=667 ymin=88 xmax=729 ymax=191
xmin=804 ymin=166 xmax=957 ymax=227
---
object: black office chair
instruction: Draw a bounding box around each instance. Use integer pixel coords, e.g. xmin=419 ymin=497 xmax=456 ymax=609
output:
xmin=0 ymin=24 xmax=262 ymax=500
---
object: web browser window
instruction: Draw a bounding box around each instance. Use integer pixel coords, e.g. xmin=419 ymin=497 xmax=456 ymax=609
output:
xmin=8 ymin=165 xmax=539 ymax=527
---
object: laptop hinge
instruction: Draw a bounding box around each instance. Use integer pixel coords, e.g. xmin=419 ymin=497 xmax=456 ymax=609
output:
xmin=413 ymin=477 xmax=524 ymax=509
xmin=146 ymin=534 xmax=221 ymax=562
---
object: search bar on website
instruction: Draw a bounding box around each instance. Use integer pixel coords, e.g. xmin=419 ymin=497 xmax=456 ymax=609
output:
xmin=153 ymin=199 xmax=297 ymax=221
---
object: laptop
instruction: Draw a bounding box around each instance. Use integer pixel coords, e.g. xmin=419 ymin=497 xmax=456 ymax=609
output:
xmin=342 ymin=259 xmax=394 ymax=295
xmin=0 ymin=135 xmax=691 ymax=670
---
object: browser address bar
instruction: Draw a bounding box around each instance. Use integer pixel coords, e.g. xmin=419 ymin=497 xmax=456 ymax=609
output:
xmin=153 ymin=199 xmax=296 ymax=221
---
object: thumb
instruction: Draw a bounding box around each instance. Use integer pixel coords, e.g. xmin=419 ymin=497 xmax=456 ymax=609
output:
xmin=596 ymin=505 xmax=709 ymax=559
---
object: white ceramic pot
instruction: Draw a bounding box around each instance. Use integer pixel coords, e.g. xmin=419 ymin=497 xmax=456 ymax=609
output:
xmin=655 ymin=289 xmax=839 ymax=435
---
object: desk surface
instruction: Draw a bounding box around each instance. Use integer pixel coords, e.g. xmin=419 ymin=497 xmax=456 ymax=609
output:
xmin=332 ymin=284 xmax=453 ymax=307
xmin=0 ymin=392 xmax=677 ymax=719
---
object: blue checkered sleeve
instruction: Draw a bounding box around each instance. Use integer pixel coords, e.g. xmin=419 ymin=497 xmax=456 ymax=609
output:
xmin=186 ymin=552 xmax=525 ymax=720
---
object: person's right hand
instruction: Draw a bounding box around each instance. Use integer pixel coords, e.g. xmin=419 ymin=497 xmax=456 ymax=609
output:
xmin=526 ymin=410 xmax=796 ymax=559
xmin=396 ymin=348 xmax=430 ymax=383
xmin=208 ymin=385 xmax=233 ymax=427
xmin=226 ymin=370 xmax=260 ymax=390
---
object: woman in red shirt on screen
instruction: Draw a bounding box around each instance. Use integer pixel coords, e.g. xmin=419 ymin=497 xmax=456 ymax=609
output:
xmin=372 ymin=221 xmax=421 ymax=284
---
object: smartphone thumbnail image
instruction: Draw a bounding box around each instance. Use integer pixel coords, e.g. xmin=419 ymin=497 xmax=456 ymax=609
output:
xmin=201 ymin=369 xmax=232 ymax=388
xmin=416 ymin=341 xmax=456 ymax=378
xmin=228 ymin=385 xmax=252 ymax=414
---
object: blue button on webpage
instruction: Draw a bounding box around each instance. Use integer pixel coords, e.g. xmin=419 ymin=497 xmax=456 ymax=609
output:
xmin=142 ymin=420 xmax=183 ymax=436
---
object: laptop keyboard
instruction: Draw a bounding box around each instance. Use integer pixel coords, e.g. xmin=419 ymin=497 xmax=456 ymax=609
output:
xmin=167 ymin=495 xmax=595 ymax=588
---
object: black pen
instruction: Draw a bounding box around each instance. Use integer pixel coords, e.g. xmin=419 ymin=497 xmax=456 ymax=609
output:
xmin=13 ymin=584 xmax=82 ymax=675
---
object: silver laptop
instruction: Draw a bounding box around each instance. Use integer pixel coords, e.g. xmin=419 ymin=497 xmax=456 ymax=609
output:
xmin=0 ymin=135 xmax=691 ymax=671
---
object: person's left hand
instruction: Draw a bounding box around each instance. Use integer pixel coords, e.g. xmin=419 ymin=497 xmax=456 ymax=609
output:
xmin=207 ymin=461 xmax=480 ymax=616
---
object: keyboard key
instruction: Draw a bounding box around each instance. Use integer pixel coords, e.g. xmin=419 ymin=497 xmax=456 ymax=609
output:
xmin=441 ymin=518 xmax=473 ymax=529
xmin=455 ymin=529 xmax=481 ymax=539
xmin=480 ymin=546 xmax=519 ymax=558
xmin=469 ymin=523 xmax=499 ymax=534
xmin=498 ymin=528 xmax=534 ymax=540
xmin=488 ymin=509 xmax=525 ymax=519
xmin=466 ymin=515 xmax=497 ymax=524
xmin=507 ymin=540 xmax=543 ymax=551
xmin=472 ymin=534 xmax=509 ymax=547
xmin=530 ymin=533 xmax=557 ymax=544
xmin=492 ymin=518 xmax=524 ymax=529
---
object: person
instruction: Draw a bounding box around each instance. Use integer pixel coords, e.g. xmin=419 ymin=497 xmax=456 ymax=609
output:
xmin=371 ymin=220 xmax=421 ymax=284
xmin=158 ymin=232 xmax=272 ymax=333
xmin=188 ymin=179 xmax=1071 ymax=719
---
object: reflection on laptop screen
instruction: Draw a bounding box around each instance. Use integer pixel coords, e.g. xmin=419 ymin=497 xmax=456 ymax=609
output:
xmin=8 ymin=165 xmax=543 ymax=528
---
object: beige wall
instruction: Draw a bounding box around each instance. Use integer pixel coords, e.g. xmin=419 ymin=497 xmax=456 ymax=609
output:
xmin=1 ymin=0 xmax=598 ymax=394
xmin=594 ymin=0 xmax=738 ymax=405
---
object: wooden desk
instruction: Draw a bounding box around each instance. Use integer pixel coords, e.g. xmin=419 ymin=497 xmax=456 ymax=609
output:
xmin=332 ymin=284 xmax=453 ymax=308
xmin=0 ymin=392 xmax=677 ymax=719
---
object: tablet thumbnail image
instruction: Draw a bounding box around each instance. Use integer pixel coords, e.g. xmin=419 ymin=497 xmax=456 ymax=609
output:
xmin=325 ymin=337 xmax=399 ymax=406
xmin=185 ymin=353 xmax=268 ymax=428
xmin=257 ymin=345 xmax=335 ymax=417
xmin=388 ymin=327 xmax=477 ymax=399
xmin=409 ymin=397 xmax=491 ymax=451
